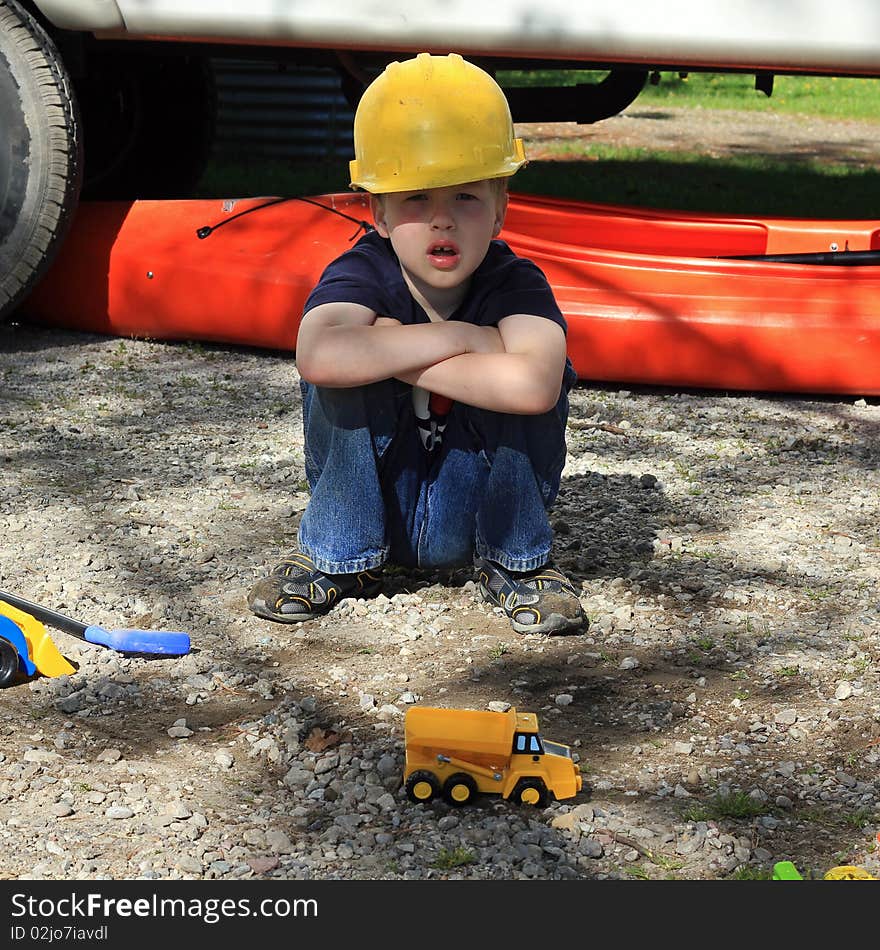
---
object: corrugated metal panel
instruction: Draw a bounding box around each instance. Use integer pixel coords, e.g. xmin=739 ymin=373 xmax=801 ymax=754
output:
xmin=210 ymin=59 xmax=354 ymax=160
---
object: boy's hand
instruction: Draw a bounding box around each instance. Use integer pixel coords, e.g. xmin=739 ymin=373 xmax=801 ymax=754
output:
xmin=400 ymin=313 xmax=568 ymax=415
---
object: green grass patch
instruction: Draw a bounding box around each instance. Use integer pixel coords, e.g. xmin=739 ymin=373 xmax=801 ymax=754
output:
xmin=729 ymin=865 xmax=774 ymax=880
xmin=841 ymin=807 xmax=876 ymax=829
xmin=432 ymin=846 xmax=477 ymax=870
xmin=682 ymin=790 xmax=769 ymax=822
xmin=642 ymin=73 xmax=880 ymax=120
xmin=498 ymin=70 xmax=880 ymax=121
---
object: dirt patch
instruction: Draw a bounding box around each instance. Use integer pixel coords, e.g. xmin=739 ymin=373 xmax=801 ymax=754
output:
xmin=517 ymin=104 xmax=880 ymax=167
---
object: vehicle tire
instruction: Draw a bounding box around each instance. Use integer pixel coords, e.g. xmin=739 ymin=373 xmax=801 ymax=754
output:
xmin=0 ymin=637 xmax=20 ymax=687
xmin=0 ymin=0 xmax=81 ymax=322
xmin=405 ymin=770 xmax=441 ymax=804
xmin=74 ymin=47 xmax=215 ymax=200
xmin=442 ymin=772 xmax=478 ymax=807
xmin=511 ymin=777 xmax=549 ymax=808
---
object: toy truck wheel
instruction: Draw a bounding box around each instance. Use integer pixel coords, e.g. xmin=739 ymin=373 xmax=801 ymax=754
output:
xmin=405 ymin=770 xmax=440 ymax=804
xmin=442 ymin=773 xmax=478 ymax=807
xmin=511 ymin=777 xmax=549 ymax=808
xmin=0 ymin=636 xmax=20 ymax=687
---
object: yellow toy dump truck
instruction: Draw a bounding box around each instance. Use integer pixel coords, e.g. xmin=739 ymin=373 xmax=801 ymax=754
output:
xmin=404 ymin=706 xmax=582 ymax=808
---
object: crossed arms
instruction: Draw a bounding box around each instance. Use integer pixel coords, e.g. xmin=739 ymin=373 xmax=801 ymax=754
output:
xmin=294 ymin=302 xmax=568 ymax=415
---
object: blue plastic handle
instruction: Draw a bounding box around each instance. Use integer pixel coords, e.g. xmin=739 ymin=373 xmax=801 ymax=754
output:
xmin=83 ymin=626 xmax=191 ymax=655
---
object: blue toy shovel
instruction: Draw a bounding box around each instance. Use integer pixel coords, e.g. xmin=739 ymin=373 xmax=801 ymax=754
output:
xmin=0 ymin=589 xmax=190 ymax=656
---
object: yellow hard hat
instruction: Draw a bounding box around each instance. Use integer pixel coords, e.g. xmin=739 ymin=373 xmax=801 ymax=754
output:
xmin=349 ymin=53 xmax=527 ymax=194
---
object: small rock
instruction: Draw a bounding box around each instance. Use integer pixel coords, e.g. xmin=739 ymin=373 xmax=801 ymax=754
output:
xmin=96 ymin=748 xmax=123 ymax=762
xmin=168 ymin=718 xmax=194 ymax=738
xmin=835 ymin=681 xmax=853 ymax=701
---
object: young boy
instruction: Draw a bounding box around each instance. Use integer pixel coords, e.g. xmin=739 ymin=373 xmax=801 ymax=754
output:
xmin=248 ymin=52 xmax=587 ymax=635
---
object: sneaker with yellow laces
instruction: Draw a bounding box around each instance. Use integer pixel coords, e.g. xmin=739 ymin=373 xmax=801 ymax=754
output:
xmin=247 ymin=552 xmax=383 ymax=624
xmin=475 ymin=556 xmax=587 ymax=635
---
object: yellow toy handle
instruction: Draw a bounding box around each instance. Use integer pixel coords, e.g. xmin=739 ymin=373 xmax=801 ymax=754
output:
xmin=0 ymin=600 xmax=75 ymax=678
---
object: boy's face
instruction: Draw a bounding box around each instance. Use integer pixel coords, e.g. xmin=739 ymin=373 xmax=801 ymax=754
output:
xmin=370 ymin=180 xmax=507 ymax=296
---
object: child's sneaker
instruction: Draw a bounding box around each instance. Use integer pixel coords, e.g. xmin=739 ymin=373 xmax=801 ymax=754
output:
xmin=475 ymin=556 xmax=587 ymax=635
xmin=247 ymin=551 xmax=383 ymax=623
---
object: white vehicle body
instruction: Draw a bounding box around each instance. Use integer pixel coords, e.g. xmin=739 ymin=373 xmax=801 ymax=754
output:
xmin=3 ymin=0 xmax=880 ymax=323
xmin=33 ymin=0 xmax=880 ymax=75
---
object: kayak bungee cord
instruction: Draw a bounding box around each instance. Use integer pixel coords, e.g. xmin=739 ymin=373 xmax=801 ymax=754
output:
xmin=196 ymin=197 xmax=880 ymax=266
xmin=195 ymin=195 xmax=375 ymax=242
xmin=722 ymin=248 xmax=880 ymax=266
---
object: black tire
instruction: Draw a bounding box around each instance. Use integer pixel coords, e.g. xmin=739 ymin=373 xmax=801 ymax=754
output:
xmin=442 ymin=772 xmax=478 ymax=807
xmin=0 ymin=0 xmax=81 ymax=321
xmin=0 ymin=636 xmax=20 ymax=687
xmin=405 ymin=769 xmax=441 ymax=805
xmin=74 ymin=47 xmax=215 ymax=200
xmin=511 ymin=777 xmax=549 ymax=808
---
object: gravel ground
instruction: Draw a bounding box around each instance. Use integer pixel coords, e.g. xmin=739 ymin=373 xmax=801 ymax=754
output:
xmin=1 ymin=317 xmax=878 ymax=884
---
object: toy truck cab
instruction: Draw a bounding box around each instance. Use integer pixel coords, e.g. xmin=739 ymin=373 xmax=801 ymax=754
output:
xmin=404 ymin=706 xmax=582 ymax=808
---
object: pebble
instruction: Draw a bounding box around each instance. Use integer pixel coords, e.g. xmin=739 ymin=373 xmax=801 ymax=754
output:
xmin=1 ymin=325 xmax=878 ymax=884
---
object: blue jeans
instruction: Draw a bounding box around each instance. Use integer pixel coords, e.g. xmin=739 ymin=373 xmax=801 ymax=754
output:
xmin=297 ymin=362 xmax=576 ymax=574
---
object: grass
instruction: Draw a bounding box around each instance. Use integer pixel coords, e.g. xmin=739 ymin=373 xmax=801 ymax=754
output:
xmin=776 ymin=666 xmax=800 ymax=678
xmin=498 ymin=71 xmax=880 ymax=121
xmin=432 ymin=846 xmax=477 ymax=870
xmin=841 ymin=807 xmax=876 ymax=829
xmin=729 ymin=865 xmax=774 ymax=880
xmin=681 ymin=790 xmax=769 ymax=822
xmin=196 ymin=70 xmax=880 ymax=216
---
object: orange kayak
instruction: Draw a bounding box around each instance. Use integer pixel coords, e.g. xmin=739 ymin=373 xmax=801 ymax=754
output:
xmin=20 ymin=192 xmax=880 ymax=396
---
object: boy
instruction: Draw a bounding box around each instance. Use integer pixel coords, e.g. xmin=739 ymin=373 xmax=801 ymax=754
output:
xmin=248 ymin=52 xmax=587 ymax=635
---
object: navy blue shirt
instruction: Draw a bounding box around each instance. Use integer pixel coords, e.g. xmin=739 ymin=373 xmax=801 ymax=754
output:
xmin=304 ymin=229 xmax=567 ymax=333
xmin=302 ymin=230 xmax=572 ymax=454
